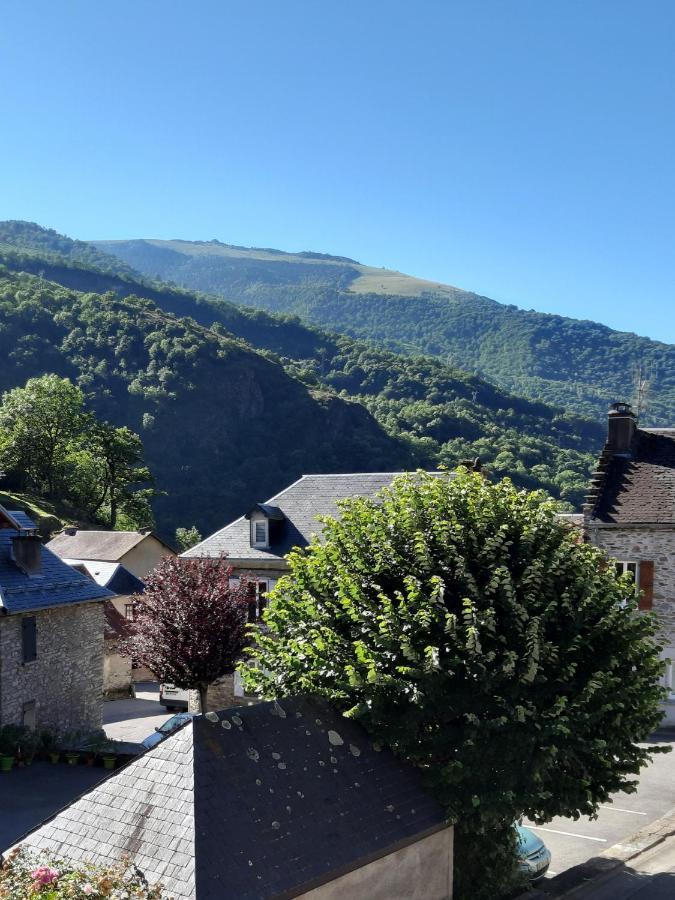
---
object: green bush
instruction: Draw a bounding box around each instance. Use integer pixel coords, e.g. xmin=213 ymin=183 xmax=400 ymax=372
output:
xmin=0 ymin=848 xmax=163 ymax=898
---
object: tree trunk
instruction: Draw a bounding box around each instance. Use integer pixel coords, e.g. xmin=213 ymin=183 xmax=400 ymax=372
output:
xmin=198 ymin=683 xmax=209 ymax=715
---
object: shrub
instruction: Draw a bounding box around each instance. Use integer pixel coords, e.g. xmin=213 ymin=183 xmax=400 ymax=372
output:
xmin=0 ymin=848 xmax=163 ymax=898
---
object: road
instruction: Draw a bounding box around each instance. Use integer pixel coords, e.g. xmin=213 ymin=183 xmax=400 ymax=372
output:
xmin=569 ymin=838 xmax=675 ymax=899
xmin=103 ymin=682 xmax=174 ymax=743
xmin=523 ymin=730 xmax=675 ymax=877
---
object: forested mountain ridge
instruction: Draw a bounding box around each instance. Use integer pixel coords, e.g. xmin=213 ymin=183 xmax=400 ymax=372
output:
xmin=0 ymin=269 xmax=413 ymax=535
xmin=0 ymin=224 xmax=603 ymax=513
xmin=92 ymin=234 xmax=675 ymax=426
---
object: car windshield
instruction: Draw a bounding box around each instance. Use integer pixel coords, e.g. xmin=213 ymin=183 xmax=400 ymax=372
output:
xmin=157 ymin=714 xmax=187 ymax=734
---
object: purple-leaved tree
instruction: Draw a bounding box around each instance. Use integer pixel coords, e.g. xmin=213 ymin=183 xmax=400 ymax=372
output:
xmin=124 ymin=555 xmax=250 ymax=713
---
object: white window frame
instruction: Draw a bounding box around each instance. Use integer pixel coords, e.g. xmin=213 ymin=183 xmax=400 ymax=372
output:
xmin=615 ymin=560 xmax=639 ymax=582
xmin=250 ymin=517 xmax=269 ymax=548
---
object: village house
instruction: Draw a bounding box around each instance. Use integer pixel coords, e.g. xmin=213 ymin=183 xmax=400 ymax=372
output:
xmin=11 ymin=696 xmax=454 ymax=899
xmin=182 ymin=473 xmax=440 ymax=707
xmin=47 ymin=528 xmax=176 ymax=580
xmin=0 ymin=505 xmax=112 ymax=731
xmin=583 ymin=402 xmax=675 ymax=722
xmin=71 ymin=562 xmax=146 ymax=699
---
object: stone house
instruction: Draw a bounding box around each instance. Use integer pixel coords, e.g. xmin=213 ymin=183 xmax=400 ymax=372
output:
xmin=70 ymin=563 xmax=146 ymax=699
xmin=0 ymin=505 xmax=112 ymax=731
xmin=11 ymin=696 xmax=453 ymax=899
xmin=583 ymin=403 xmax=675 ymax=722
xmin=47 ymin=528 xmax=176 ymax=580
xmin=183 ymin=473 xmax=441 ymax=708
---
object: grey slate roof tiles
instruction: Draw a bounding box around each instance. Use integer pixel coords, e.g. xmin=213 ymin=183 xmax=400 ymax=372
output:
xmin=0 ymin=510 xmax=112 ymax=614
xmin=15 ymin=697 xmax=448 ymax=900
xmin=48 ymin=529 xmax=172 ymax=562
xmin=183 ymin=472 xmax=438 ymax=562
xmin=591 ymin=428 xmax=675 ymax=524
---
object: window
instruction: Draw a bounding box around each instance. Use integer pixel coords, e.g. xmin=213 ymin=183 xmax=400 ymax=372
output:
xmin=22 ymin=616 xmax=37 ymax=663
xmin=124 ymin=603 xmax=135 ymax=622
xmin=246 ymin=579 xmax=274 ymax=622
xmin=615 ymin=561 xmax=638 ymax=582
xmin=614 ymin=560 xmax=655 ymax=611
xmin=251 ymin=518 xmax=268 ymax=547
xmin=22 ymin=701 xmax=36 ymax=730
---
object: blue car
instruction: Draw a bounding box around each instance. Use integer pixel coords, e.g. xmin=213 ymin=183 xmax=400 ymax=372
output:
xmin=517 ymin=825 xmax=551 ymax=881
xmin=141 ymin=712 xmax=197 ymax=750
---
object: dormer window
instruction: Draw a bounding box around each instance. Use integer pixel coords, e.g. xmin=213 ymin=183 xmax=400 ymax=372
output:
xmin=251 ymin=518 xmax=269 ymax=548
xmin=245 ymin=503 xmax=285 ymax=550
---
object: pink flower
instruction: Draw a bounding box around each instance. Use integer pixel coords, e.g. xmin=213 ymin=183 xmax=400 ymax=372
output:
xmin=29 ymin=865 xmax=59 ymax=886
xmin=82 ymin=885 xmax=94 ymax=895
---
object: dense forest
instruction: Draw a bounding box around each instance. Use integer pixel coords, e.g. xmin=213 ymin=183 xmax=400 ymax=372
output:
xmin=92 ymin=234 xmax=675 ymax=425
xmin=0 ymin=223 xmax=607 ymax=534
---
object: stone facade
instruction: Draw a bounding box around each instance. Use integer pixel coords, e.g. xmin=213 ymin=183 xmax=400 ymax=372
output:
xmin=0 ymin=601 xmax=104 ymax=731
xmin=587 ymin=524 xmax=675 ymax=644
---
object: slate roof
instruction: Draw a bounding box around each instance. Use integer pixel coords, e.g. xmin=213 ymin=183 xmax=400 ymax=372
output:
xmin=73 ymin=560 xmax=145 ymax=595
xmin=184 ymin=472 xmax=443 ymax=562
xmin=14 ymin=696 xmax=448 ymax=900
xmin=0 ymin=510 xmax=113 ymax=614
xmin=588 ymin=428 xmax=675 ymax=525
xmin=47 ymin=529 xmax=173 ymax=562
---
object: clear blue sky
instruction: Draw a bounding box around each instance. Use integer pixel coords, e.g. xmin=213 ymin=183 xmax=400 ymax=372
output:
xmin=2 ymin=1 xmax=674 ymax=342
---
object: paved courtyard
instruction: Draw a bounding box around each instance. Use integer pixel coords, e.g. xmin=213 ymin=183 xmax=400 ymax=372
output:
xmin=103 ymin=682 xmax=174 ymax=743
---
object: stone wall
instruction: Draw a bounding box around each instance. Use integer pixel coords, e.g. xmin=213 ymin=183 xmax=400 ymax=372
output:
xmin=588 ymin=525 xmax=675 ymax=646
xmin=0 ymin=602 xmax=104 ymax=731
xmin=296 ymin=826 xmax=453 ymax=900
xmin=104 ymin=646 xmax=132 ymax=699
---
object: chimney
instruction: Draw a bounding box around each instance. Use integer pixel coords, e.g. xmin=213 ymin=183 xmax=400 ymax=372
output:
xmin=11 ymin=534 xmax=43 ymax=576
xmin=64 ymin=526 xmax=77 ymax=536
xmin=607 ymin=402 xmax=636 ymax=456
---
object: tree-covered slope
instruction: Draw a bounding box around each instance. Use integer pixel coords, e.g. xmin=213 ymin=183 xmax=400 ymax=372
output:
xmin=0 ymin=270 xmax=411 ymax=536
xmin=93 ymin=235 xmax=675 ymax=426
xmin=0 ymin=227 xmax=602 ymax=514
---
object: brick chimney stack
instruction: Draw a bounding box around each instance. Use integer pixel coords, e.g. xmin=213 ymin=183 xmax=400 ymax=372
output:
xmin=607 ymin=402 xmax=636 ymax=456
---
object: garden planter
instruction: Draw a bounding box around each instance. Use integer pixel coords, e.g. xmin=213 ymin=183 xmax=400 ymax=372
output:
xmin=102 ymin=755 xmax=116 ymax=770
xmin=84 ymin=753 xmax=96 ymax=766
xmin=65 ymin=752 xmax=80 ymax=766
xmin=0 ymin=755 xmax=14 ymax=772
xmin=49 ymin=752 xmax=60 ymax=764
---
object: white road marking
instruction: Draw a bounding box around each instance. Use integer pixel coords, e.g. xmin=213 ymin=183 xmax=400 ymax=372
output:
xmin=526 ymin=825 xmax=608 ymax=842
xmin=598 ymin=805 xmax=647 ymax=815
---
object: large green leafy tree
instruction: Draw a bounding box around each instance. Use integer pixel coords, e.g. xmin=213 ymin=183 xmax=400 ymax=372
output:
xmin=0 ymin=374 xmax=85 ymax=497
xmin=246 ymin=470 xmax=667 ymax=899
xmin=0 ymin=374 xmax=154 ymax=529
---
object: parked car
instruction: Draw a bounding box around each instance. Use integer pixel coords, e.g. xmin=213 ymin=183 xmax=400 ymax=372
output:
xmin=517 ymin=825 xmax=551 ymax=881
xmin=159 ymin=682 xmax=189 ymax=710
xmin=141 ymin=712 xmax=197 ymax=750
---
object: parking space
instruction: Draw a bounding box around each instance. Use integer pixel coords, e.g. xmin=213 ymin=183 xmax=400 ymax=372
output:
xmin=524 ymin=730 xmax=675 ymax=876
xmin=103 ymin=682 xmax=174 ymax=744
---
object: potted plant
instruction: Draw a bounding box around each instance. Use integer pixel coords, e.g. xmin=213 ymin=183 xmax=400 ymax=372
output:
xmin=40 ymin=729 xmax=61 ymax=764
xmin=21 ymin=729 xmax=40 ymax=766
xmin=100 ymin=738 xmax=118 ymax=770
xmin=81 ymin=729 xmax=107 ymax=766
xmin=61 ymin=730 xmax=82 ymax=766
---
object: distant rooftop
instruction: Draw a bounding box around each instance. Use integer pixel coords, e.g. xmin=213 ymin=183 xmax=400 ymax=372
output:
xmin=590 ymin=428 xmax=675 ymax=525
xmin=48 ymin=529 xmax=172 ymax=562
xmin=15 ymin=696 xmax=448 ymax=899
xmin=0 ymin=507 xmax=112 ymax=614
xmin=184 ymin=472 xmax=448 ymax=562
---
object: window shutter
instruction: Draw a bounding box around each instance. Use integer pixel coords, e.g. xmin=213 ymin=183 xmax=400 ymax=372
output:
xmin=638 ymin=561 xmax=654 ymax=611
xmin=22 ymin=616 xmax=37 ymax=662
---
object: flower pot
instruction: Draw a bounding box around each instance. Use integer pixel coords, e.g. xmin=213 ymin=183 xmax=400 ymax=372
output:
xmin=102 ymin=755 xmax=116 ymax=770
xmin=49 ymin=752 xmax=60 ymax=764
xmin=84 ymin=753 xmax=96 ymax=766
xmin=24 ymin=753 xmax=35 ymax=766
xmin=65 ymin=752 xmax=80 ymax=766
xmin=0 ymin=755 xmax=14 ymax=773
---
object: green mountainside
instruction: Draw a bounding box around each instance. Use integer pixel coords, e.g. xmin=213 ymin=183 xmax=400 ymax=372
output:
xmin=0 ymin=222 xmax=605 ymax=532
xmin=92 ymin=236 xmax=675 ymax=426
